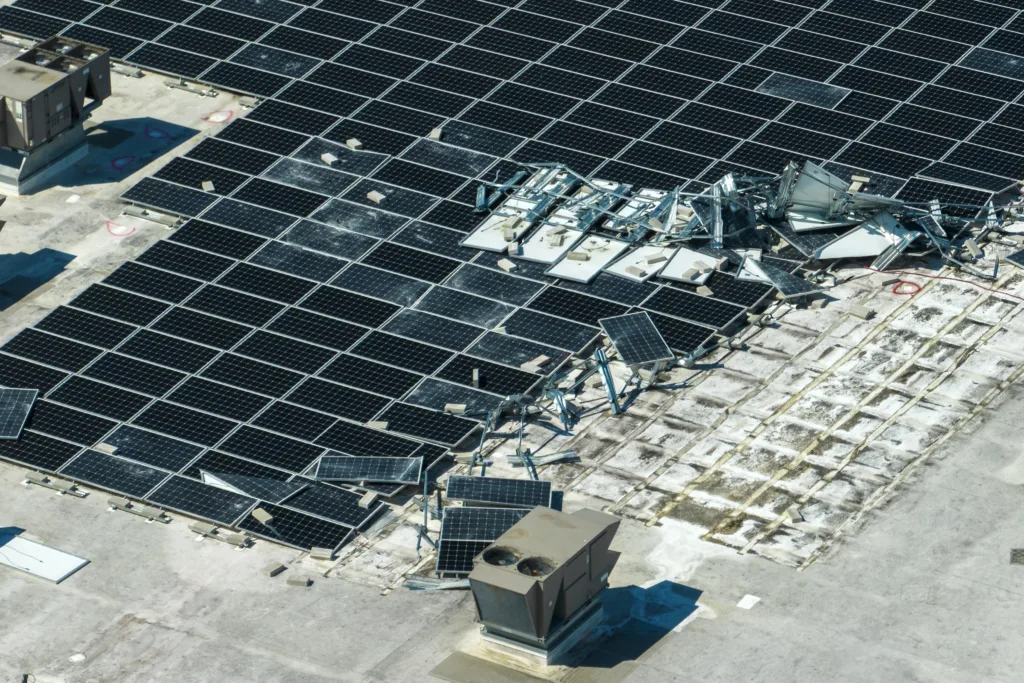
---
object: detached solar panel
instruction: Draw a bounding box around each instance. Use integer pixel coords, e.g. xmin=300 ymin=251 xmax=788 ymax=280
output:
xmin=314 ymin=454 xmax=423 ymax=484
xmin=1005 ymin=249 xmax=1024 ymax=270
xmin=436 ymin=506 xmax=529 ymax=575
xmin=0 ymin=388 xmax=37 ymax=439
xmin=599 ymin=312 xmax=675 ymax=365
xmin=446 ymin=475 xmax=552 ymax=508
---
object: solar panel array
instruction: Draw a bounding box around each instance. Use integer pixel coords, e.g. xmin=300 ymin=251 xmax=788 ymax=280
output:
xmin=315 ymin=453 xmax=424 ymax=483
xmin=436 ymin=505 xmax=529 ymax=574
xmin=13 ymin=0 xmax=1019 ymax=549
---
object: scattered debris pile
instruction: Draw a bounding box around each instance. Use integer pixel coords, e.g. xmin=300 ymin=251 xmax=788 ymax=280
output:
xmin=468 ymin=161 xmax=1024 ymax=296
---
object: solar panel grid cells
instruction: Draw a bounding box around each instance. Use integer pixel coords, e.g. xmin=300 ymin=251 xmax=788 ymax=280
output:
xmin=599 ymin=312 xmax=674 ymax=365
xmin=0 ymin=388 xmax=37 ymax=439
xmin=446 ymin=475 xmax=552 ymax=508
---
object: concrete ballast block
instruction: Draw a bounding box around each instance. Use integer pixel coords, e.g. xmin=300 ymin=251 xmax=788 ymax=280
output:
xmin=367 ymin=421 xmax=389 ymax=430
xmin=496 ymin=258 xmax=516 ymax=272
xmin=695 ymin=285 xmax=714 ymax=297
xmin=320 ymin=152 xmax=338 ymax=166
xmin=625 ymin=265 xmax=647 ymax=277
xmin=428 ymin=128 xmax=442 ymax=141
xmin=358 ymin=491 xmax=378 ymax=509
xmin=201 ymin=180 xmax=215 ymax=192
xmin=287 ymin=575 xmax=312 ymax=587
xmin=567 ymin=251 xmax=590 ymax=262
xmin=850 ymin=304 xmax=875 ymax=320
xmin=367 ymin=190 xmax=386 ymax=204
xmin=309 ymin=547 xmax=334 ymax=561
xmin=346 ymin=138 xmax=363 ymax=151
xmin=445 ymin=403 xmax=467 ymax=415
xmin=263 ymin=562 xmax=286 ymax=577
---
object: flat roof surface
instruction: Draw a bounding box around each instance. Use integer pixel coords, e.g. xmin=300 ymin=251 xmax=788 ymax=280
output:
xmin=0 ymin=13 xmax=1023 ymax=681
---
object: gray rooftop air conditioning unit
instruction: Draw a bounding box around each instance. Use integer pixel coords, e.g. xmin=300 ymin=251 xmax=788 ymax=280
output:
xmin=468 ymin=507 xmax=620 ymax=663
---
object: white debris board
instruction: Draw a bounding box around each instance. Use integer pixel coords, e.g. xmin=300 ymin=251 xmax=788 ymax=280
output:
xmin=0 ymin=532 xmax=89 ymax=583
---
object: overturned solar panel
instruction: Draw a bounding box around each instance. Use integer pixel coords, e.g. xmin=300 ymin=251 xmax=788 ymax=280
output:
xmin=0 ymin=388 xmax=37 ymax=439
xmin=599 ymin=312 xmax=675 ymax=366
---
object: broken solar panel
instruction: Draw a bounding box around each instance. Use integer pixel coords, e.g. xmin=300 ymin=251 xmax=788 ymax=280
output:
xmin=0 ymin=388 xmax=37 ymax=439
xmin=200 ymin=470 xmax=309 ymax=504
xmin=599 ymin=312 xmax=674 ymax=366
xmin=1005 ymin=249 xmax=1024 ymax=270
xmin=446 ymin=475 xmax=551 ymax=509
xmin=314 ymin=454 xmax=423 ymax=484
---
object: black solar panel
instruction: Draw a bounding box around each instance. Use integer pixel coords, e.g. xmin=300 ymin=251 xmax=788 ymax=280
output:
xmin=446 ymin=475 xmax=552 ymax=508
xmin=600 ymin=312 xmax=675 ymax=365
xmin=10 ymin=0 xmax=997 ymax=555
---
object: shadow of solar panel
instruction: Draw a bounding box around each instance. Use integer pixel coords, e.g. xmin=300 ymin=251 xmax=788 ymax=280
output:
xmin=315 ymin=454 xmax=422 ymax=484
xmin=446 ymin=475 xmax=552 ymax=508
xmin=0 ymin=388 xmax=36 ymax=439
xmin=60 ymin=450 xmax=169 ymax=498
xmin=148 ymin=475 xmax=257 ymax=525
xmin=237 ymin=502 xmax=354 ymax=550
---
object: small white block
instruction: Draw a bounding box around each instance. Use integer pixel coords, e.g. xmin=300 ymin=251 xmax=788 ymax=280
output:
xmin=494 ymin=326 xmax=506 ymax=334
xmin=320 ymin=152 xmax=338 ymax=166
xmin=358 ymin=491 xmax=378 ymax=509
xmin=287 ymin=575 xmax=312 ymax=587
xmin=502 ymin=216 xmax=522 ymax=230
xmin=346 ymin=138 xmax=363 ymax=151
xmin=263 ymin=562 xmax=286 ymax=577
xmin=549 ymin=235 xmax=565 ymax=248
xmin=695 ymin=285 xmax=714 ymax=297
xmin=567 ymin=251 xmax=590 ymax=261
xmin=625 ymin=265 xmax=647 ymax=277
xmin=367 ymin=190 xmax=386 ymax=204
xmin=201 ymin=180 xmax=215 ymax=192
xmin=497 ymin=258 xmax=516 ymax=272
xmin=737 ymin=594 xmax=761 ymax=610
xmin=309 ymin=547 xmax=334 ymax=560
xmin=850 ymin=304 xmax=874 ymax=320
xmin=94 ymin=442 xmax=117 ymax=455
xmin=503 ymin=228 xmax=517 ymax=242
xmin=428 ymin=127 xmax=443 ymax=141
xmin=529 ymin=355 xmax=550 ymax=366
xmin=645 ymin=254 xmax=668 ymax=265
xmin=444 ymin=403 xmax=467 ymax=415
xmin=549 ymin=226 xmax=567 ymax=235
xmin=367 ymin=420 xmax=389 ymax=430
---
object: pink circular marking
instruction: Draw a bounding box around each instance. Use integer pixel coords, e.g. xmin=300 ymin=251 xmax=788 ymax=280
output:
xmin=202 ymin=110 xmax=234 ymax=124
xmin=106 ymin=221 xmax=136 ymax=237
xmin=145 ymin=125 xmax=170 ymax=139
xmin=110 ymin=155 xmax=136 ymax=171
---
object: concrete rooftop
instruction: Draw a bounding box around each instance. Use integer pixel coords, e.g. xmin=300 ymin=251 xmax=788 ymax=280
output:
xmin=1 ymin=36 xmax=1023 ymax=683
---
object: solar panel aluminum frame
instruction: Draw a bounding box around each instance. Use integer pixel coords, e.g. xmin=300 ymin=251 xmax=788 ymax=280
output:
xmin=0 ymin=388 xmax=38 ymax=439
xmin=445 ymin=475 xmax=552 ymax=508
xmin=314 ymin=453 xmax=423 ymax=484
